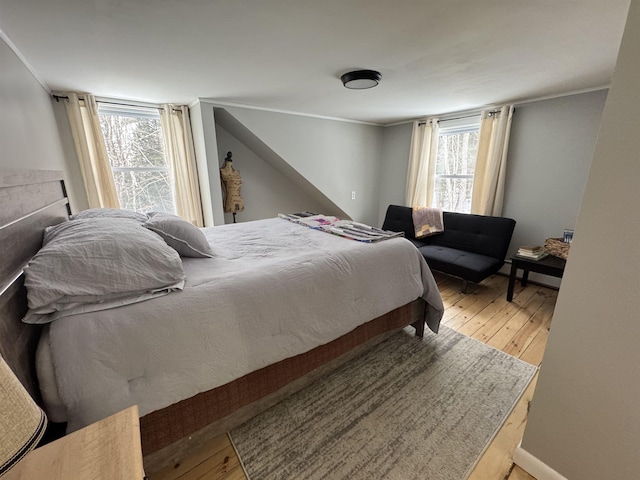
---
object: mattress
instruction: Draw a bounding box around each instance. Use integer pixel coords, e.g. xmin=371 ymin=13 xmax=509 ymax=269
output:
xmin=36 ymin=218 xmax=444 ymax=431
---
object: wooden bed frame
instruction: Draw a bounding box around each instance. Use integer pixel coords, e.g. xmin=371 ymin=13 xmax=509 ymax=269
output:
xmin=0 ymin=169 xmax=428 ymax=473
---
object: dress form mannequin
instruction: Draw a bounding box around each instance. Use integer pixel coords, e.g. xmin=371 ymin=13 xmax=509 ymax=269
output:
xmin=219 ymin=152 xmax=244 ymax=222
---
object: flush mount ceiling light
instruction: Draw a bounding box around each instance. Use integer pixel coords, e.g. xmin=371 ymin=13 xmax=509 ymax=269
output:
xmin=340 ymin=69 xmax=382 ymax=89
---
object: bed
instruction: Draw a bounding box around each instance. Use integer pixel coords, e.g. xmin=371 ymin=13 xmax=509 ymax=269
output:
xmin=0 ymin=169 xmax=444 ymax=472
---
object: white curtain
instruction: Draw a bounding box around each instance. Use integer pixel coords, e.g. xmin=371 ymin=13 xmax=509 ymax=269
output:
xmin=405 ymin=118 xmax=439 ymax=207
xmin=64 ymin=93 xmax=120 ymax=209
xmin=160 ymin=105 xmax=204 ymax=227
xmin=471 ymin=105 xmax=515 ymax=216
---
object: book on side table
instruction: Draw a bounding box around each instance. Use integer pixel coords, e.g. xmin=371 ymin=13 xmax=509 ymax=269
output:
xmin=515 ymin=245 xmax=548 ymax=261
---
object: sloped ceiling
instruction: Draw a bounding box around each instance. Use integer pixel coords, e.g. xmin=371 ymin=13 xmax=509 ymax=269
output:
xmin=0 ymin=0 xmax=631 ymax=124
xmin=214 ymin=107 xmax=349 ymax=219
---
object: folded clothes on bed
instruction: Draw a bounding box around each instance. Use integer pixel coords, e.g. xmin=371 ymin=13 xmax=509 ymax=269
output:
xmin=278 ymin=213 xmax=404 ymax=242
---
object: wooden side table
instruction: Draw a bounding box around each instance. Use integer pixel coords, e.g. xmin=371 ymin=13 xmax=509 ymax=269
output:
xmin=4 ymin=406 xmax=145 ymax=480
xmin=507 ymin=255 xmax=566 ymax=301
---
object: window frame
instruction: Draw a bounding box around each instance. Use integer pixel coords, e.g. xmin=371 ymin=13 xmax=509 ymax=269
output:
xmin=97 ymin=103 xmax=176 ymax=214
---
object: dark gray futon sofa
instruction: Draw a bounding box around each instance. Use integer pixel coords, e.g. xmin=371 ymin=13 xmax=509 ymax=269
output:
xmin=382 ymin=205 xmax=516 ymax=292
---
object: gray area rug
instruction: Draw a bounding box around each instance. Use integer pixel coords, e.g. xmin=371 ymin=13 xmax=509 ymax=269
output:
xmin=230 ymin=326 xmax=536 ymax=480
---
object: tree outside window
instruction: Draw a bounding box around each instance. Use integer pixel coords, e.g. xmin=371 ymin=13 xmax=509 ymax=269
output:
xmin=98 ymin=107 xmax=175 ymax=214
xmin=433 ymin=126 xmax=479 ymax=213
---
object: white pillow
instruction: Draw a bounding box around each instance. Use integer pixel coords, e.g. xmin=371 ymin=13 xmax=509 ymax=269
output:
xmin=23 ymin=217 xmax=185 ymax=324
xmin=71 ymin=208 xmax=148 ymax=223
xmin=144 ymin=212 xmax=213 ymax=258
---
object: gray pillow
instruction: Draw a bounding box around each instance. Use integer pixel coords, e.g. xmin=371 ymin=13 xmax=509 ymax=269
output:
xmin=71 ymin=207 xmax=148 ymax=223
xmin=23 ymin=217 xmax=185 ymax=324
xmin=144 ymin=212 xmax=213 ymax=258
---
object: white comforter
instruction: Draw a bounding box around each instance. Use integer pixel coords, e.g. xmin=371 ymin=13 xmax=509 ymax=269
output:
xmin=37 ymin=218 xmax=444 ymax=431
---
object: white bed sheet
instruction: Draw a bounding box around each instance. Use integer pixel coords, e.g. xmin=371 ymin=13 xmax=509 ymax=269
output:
xmin=37 ymin=218 xmax=444 ymax=431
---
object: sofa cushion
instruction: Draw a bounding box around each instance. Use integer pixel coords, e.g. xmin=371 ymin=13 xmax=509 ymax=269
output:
xmin=407 ymin=238 xmax=428 ymax=249
xmin=430 ymin=212 xmax=515 ymax=260
xmin=418 ymin=245 xmax=503 ymax=284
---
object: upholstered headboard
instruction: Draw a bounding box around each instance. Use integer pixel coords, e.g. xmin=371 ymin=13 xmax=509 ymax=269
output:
xmin=0 ymin=169 xmax=70 ymax=404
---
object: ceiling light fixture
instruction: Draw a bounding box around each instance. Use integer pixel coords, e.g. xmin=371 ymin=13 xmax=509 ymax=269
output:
xmin=341 ymin=70 xmax=382 ymax=90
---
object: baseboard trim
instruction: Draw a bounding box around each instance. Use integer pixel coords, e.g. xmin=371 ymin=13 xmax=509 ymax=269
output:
xmin=513 ymin=446 xmax=568 ymax=480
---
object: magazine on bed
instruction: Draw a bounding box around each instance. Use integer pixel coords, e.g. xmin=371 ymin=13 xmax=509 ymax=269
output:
xmin=278 ymin=213 xmax=404 ymax=243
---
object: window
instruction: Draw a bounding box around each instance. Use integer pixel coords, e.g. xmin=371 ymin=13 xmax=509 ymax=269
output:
xmin=432 ymin=120 xmax=479 ymax=213
xmin=98 ymin=105 xmax=175 ymax=214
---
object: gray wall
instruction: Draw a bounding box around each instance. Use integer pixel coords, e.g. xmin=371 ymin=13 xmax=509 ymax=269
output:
xmin=501 ymin=90 xmax=607 ymax=285
xmin=503 ymin=90 xmax=607 ymax=256
xmin=0 ymin=36 xmax=86 ymax=211
xmin=208 ymin=103 xmax=385 ymax=226
xmin=374 ymin=91 xmax=606 ymax=286
xmin=518 ymin=1 xmax=640 ymax=477
xmin=214 ymin=124 xmax=333 ymax=223
xmin=377 ymin=122 xmax=413 ymax=226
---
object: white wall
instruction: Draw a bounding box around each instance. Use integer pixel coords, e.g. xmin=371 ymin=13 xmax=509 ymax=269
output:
xmin=214 ymin=124 xmax=336 ymax=223
xmin=207 ymin=103 xmax=385 ymax=226
xmin=189 ymin=101 xmax=219 ymax=226
xmin=517 ymin=1 xmax=640 ymax=477
xmin=0 ymin=35 xmax=86 ymax=210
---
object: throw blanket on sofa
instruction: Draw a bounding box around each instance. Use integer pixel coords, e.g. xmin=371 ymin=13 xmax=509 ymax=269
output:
xmin=412 ymin=207 xmax=444 ymax=238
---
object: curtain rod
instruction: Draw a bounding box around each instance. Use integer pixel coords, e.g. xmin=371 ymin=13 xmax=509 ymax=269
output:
xmin=52 ymin=94 xmax=182 ymax=112
xmin=418 ymin=108 xmax=514 ymax=126
xmin=418 ymin=112 xmax=479 ymax=126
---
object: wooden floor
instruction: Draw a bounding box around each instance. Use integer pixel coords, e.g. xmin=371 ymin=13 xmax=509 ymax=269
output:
xmin=149 ymin=272 xmax=557 ymax=480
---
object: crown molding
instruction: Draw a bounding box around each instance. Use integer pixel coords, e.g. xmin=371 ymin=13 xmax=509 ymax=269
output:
xmin=0 ymin=28 xmax=50 ymax=94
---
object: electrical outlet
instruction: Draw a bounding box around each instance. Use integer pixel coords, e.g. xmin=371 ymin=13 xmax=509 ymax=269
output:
xmin=351 ymin=191 xmax=356 ymax=200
